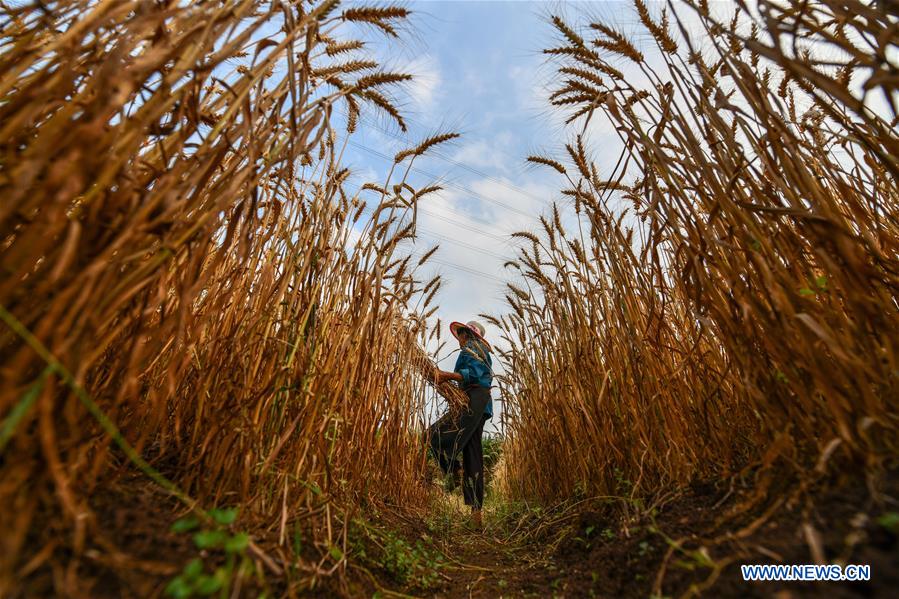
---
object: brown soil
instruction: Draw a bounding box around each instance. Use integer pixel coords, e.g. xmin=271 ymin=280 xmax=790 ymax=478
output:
xmin=12 ymin=479 xmax=194 ymax=598
xmin=414 ymin=472 xmax=899 ymax=599
xmin=9 ymin=470 xmax=898 ymax=598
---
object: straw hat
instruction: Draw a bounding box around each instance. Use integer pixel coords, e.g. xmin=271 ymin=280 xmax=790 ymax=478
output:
xmin=449 ymin=320 xmax=491 ymax=351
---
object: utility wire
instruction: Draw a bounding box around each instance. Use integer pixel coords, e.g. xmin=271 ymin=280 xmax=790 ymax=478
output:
xmin=418 ymin=257 xmax=510 ymax=283
xmin=356 ymin=209 xmax=513 ymax=260
xmin=354 ymin=111 xmax=547 ymax=205
xmin=416 ymin=207 xmax=512 ymax=244
xmin=355 ymin=202 xmax=513 ymax=244
xmin=402 ymin=250 xmax=510 ymax=283
xmin=347 ymin=139 xmax=536 ymax=219
xmin=405 ymin=231 xmax=509 ymax=261
xmin=350 ymin=210 xmax=513 ymax=280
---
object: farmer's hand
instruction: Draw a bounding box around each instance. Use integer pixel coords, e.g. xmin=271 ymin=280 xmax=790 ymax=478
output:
xmin=435 ymin=371 xmax=461 ymax=385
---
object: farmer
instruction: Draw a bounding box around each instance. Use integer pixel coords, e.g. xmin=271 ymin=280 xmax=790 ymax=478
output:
xmin=429 ymin=320 xmax=494 ymax=528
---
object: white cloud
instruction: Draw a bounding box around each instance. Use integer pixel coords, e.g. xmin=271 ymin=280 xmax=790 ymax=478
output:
xmin=408 ymin=172 xmax=558 ymax=336
xmin=448 ymin=137 xmax=515 ymax=174
xmin=403 ymin=54 xmax=442 ymax=112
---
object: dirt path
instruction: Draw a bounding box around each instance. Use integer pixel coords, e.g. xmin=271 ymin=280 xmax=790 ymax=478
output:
xmin=15 ymin=473 xmax=899 ymax=598
xmin=384 ymin=474 xmax=899 ymax=599
xmin=433 ymin=530 xmax=560 ymax=598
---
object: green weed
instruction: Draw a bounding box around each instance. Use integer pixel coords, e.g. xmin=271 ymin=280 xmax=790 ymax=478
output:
xmin=351 ymin=520 xmax=446 ymax=591
xmin=876 ymin=512 xmax=899 ymax=533
xmin=165 ymin=507 xmax=257 ymax=599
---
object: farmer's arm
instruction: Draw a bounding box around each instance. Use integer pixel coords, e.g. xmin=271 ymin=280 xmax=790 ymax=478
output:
xmin=435 ymin=370 xmax=463 ymax=384
xmin=435 ymin=351 xmax=470 ymax=384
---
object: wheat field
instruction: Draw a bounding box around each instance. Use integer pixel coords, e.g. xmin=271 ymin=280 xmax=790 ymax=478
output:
xmin=1 ymin=0 xmax=897 ymax=597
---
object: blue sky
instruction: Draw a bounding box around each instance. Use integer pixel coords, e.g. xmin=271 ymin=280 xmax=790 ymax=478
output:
xmin=337 ymin=1 xmax=642 ymax=431
xmin=329 ymin=1 xmax=898 ymax=431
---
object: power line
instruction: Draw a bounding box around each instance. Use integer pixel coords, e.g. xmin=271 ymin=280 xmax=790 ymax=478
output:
xmin=354 ymin=112 xmax=548 ymax=205
xmin=408 ymin=231 xmax=509 ymax=261
xmin=355 ymin=209 xmax=512 ymax=259
xmin=358 ymin=219 xmax=512 ymax=263
xmin=347 ymin=139 xmax=536 ymax=219
xmin=417 ymin=207 xmax=512 ymax=244
xmin=355 ymin=202 xmax=513 ymax=244
xmin=416 ymin=256 xmax=510 ymax=283
xmin=401 ymin=250 xmax=510 ymax=283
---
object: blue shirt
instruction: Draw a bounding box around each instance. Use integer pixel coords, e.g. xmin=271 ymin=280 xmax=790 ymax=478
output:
xmin=453 ymin=340 xmax=493 ymax=418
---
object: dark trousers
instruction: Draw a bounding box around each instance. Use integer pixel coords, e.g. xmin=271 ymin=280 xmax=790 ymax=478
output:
xmin=428 ymin=385 xmax=489 ymax=509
